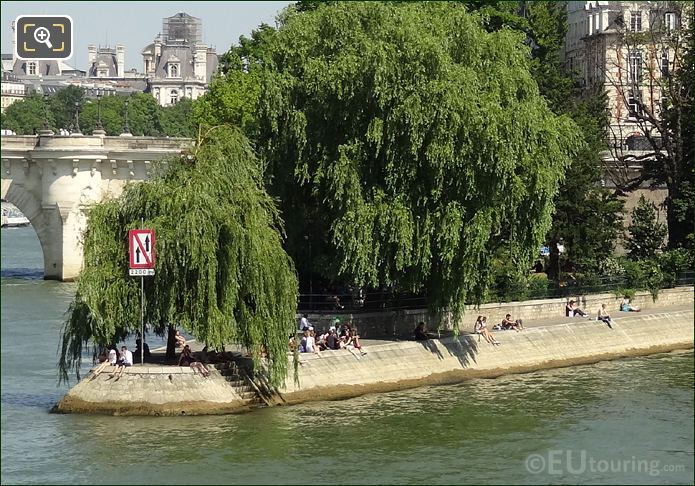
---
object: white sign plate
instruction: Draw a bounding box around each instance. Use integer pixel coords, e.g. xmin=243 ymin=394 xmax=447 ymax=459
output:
xmin=129 ymin=268 xmax=155 ymax=276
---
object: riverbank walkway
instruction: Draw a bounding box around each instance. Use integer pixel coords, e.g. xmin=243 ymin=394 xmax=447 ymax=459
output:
xmin=129 ymin=303 xmax=690 ymax=368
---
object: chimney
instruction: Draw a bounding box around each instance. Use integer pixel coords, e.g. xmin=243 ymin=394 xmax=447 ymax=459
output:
xmin=88 ymin=45 xmax=97 ymax=67
xmin=154 ymin=36 xmax=162 ymax=59
xmin=194 ymin=44 xmax=207 ymax=80
xmin=11 ymin=21 xmax=17 ymax=64
xmin=116 ymin=44 xmax=125 ymax=77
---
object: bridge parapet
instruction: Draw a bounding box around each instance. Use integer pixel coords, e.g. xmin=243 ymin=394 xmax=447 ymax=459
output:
xmin=1 ymin=133 xmax=193 ymax=281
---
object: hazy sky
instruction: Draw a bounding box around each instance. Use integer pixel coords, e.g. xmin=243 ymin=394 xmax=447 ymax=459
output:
xmin=0 ymin=1 xmax=292 ymax=70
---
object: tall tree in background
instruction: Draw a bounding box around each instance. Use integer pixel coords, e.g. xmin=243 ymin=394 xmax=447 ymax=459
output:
xmin=231 ymin=1 xmax=582 ymax=316
xmin=626 ymin=194 xmax=667 ymax=259
xmin=464 ymin=1 xmax=625 ymax=279
xmin=3 ymin=88 xmax=197 ymax=138
xmin=58 ymin=127 xmax=298 ymax=386
xmin=0 ymin=94 xmax=51 ymax=134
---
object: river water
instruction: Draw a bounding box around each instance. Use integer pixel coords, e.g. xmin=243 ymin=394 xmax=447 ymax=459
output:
xmin=1 ymin=226 xmax=693 ymax=485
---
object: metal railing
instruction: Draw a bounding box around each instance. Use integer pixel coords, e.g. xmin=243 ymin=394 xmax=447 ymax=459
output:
xmin=297 ymin=271 xmax=694 ymax=314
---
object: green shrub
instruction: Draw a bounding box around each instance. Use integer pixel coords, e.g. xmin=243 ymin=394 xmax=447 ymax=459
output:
xmin=659 ymin=248 xmax=693 ymax=288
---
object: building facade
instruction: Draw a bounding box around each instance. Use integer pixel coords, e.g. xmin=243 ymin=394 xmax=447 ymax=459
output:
xmin=1 ymin=71 xmax=26 ymax=113
xmin=564 ymin=1 xmax=687 ymax=162
xmin=141 ymin=12 xmax=218 ymax=106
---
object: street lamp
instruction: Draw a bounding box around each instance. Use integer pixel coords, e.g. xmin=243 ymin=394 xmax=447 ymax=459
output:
xmin=95 ymin=91 xmax=103 ymax=131
xmin=72 ymin=101 xmax=82 ymax=134
xmin=42 ymin=92 xmax=50 ymax=130
xmin=123 ymin=98 xmax=131 ymax=134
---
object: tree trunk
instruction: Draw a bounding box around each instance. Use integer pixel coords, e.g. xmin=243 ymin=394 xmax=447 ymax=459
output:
xmin=166 ymin=324 xmax=177 ymax=360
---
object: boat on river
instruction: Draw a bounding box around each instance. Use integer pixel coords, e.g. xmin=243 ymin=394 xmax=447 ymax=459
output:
xmin=1 ymin=202 xmax=30 ymax=228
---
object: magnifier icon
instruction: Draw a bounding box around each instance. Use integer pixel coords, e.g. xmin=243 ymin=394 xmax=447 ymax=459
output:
xmin=33 ymin=27 xmax=53 ymax=49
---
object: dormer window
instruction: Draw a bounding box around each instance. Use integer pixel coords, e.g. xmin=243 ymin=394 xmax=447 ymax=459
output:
xmin=28 ymin=62 xmax=37 ymax=75
xmin=168 ymin=63 xmax=180 ymax=78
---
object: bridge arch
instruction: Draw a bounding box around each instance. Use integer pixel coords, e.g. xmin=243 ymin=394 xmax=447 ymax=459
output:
xmin=1 ymin=180 xmax=57 ymax=278
xmin=1 ymin=134 xmax=191 ymax=280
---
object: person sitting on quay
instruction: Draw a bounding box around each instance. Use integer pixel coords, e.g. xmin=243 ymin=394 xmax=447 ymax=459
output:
xmin=414 ymin=321 xmax=437 ymax=341
xmin=316 ymin=328 xmax=330 ymax=351
xmin=90 ymin=347 xmax=112 ymax=379
xmin=620 ymin=296 xmax=641 ymax=312
xmin=92 ymin=345 xmax=120 ymax=378
xmin=178 ymin=344 xmax=211 ymax=377
xmin=344 ymin=326 xmax=367 ymax=355
xmin=299 ymin=313 xmax=311 ymax=332
xmin=326 ymin=326 xmax=344 ymax=350
xmin=288 ymin=333 xmax=298 ymax=353
xmin=498 ymin=314 xmax=524 ymax=332
xmin=109 ymin=345 xmax=133 ymax=380
xmin=133 ymin=338 xmax=151 ymax=363
xmin=174 ymin=330 xmax=186 ymax=348
xmin=300 ymin=329 xmax=321 ymax=356
xmin=597 ymin=303 xmax=614 ymax=329
xmin=473 ymin=316 xmax=501 ymax=345
xmin=565 ymin=300 xmax=589 ymax=318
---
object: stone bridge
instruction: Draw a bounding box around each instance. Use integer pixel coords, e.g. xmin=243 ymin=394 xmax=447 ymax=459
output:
xmin=1 ymin=133 xmax=192 ymax=280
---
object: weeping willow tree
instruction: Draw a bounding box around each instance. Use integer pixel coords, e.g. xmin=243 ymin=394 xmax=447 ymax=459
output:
xmin=237 ymin=2 xmax=582 ymax=319
xmin=58 ymin=127 xmax=298 ymax=385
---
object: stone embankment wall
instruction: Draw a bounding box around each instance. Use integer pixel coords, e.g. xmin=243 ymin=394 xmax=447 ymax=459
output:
xmin=277 ymin=307 xmax=693 ymax=405
xmin=309 ymin=287 xmax=694 ymax=339
xmin=54 ymin=365 xmax=248 ymax=416
xmin=54 ymin=288 xmax=693 ymax=416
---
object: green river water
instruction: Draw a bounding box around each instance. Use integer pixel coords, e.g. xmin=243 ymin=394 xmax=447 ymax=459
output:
xmin=1 ymin=226 xmax=693 ymax=484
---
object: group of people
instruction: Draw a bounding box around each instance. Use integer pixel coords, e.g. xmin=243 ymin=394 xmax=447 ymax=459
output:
xmin=90 ymin=329 xmax=213 ymax=380
xmin=91 ymin=345 xmax=134 ymax=380
xmin=294 ymin=315 xmax=367 ymax=356
xmin=565 ymin=296 xmax=641 ymax=329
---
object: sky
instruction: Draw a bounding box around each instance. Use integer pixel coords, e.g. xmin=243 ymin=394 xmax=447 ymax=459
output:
xmin=0 ymin=1 xmax=292 ymax=70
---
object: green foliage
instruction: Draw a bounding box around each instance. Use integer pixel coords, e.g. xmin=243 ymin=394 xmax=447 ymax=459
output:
xmin=620 ymin=258 xmax=664 ymax=299
xmin=463 ymin=1 xmax=626 ymax=278
xmin=658 ymin=248 xmax=693 ymax=288
xmin=193 ymin=69 xmax=262 ymax=136
xmin=0 ymin=94 xmax=51 ymax=134
xmin=159 ymin=98 xmax=196 ymax=138
xmin=626 ymin=195 xmax=667 ymax=260
xmin=243 ymin=1 xmax=581 ymax=320
xmin=58 ymin=127 xmax=298 ymax=386
xmin=50 ymin=85 xmax=84 ymax=130
xmin=2 ymin=87 xmax=196 ymax=137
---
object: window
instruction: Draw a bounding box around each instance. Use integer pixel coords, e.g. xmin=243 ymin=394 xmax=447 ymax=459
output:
xmin=630 ymin=10 xmax=642 ymax=32
xmin=28 ymin=62 xmax=37 ymax=75
xmin=661 ymin=49 xmax=669 ymax=76
xmin=168 ymin=63 xmax=179 ymax=78
xmin=629 ymin=50 xmax=643 ymax=84
xmin=628 ymin=89 xmax=643 ymax=118
xmin=170 ymin=89 xmax=178 ymax=105
xmin=664 ymin=12 xmax=677 ymax=31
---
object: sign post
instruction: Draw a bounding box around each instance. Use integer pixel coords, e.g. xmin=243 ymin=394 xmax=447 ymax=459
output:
xmin=129 ymin=227 xmax=155 ymax=365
